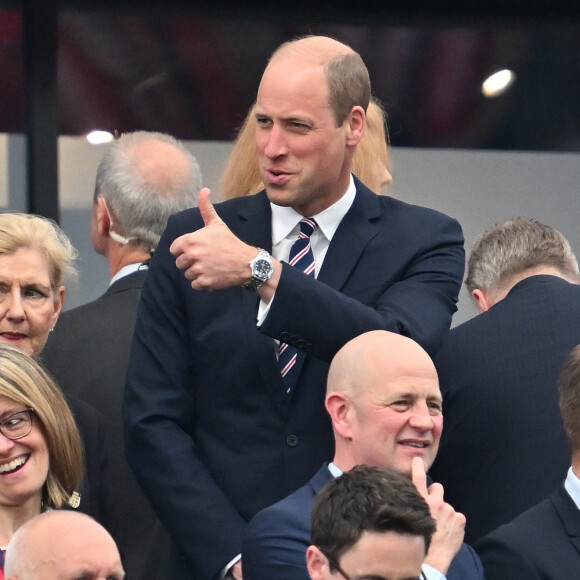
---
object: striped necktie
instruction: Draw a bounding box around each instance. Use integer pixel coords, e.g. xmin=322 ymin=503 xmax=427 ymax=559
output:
xmin=279 ymin=217 xmax=318 ymax=394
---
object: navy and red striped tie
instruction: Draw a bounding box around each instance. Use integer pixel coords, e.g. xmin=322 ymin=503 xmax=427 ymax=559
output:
xmin=279 ymin=217 xmax=318 ymax=394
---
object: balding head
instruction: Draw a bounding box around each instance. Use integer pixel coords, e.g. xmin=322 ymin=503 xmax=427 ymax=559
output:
xmin=5 ymin=511 xmax=124 ymax=580
xmin=326 ymin=331 xmax=443 ymax=477
xmin=262 ymin=35 xmax=370 ymax=127
xmin=92 ymin=130 xmax=201 ymax=257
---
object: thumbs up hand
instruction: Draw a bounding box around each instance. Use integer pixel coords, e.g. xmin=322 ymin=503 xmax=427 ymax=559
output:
xmin=170 ymin=188 xmax=256 ymax=291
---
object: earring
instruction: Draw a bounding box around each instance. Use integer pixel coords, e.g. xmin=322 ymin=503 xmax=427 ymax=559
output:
xmin=68 ymin=491 xmax=81 ymax=509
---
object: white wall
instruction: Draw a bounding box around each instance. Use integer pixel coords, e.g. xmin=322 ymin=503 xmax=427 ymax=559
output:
xmin=3 ymin=135 xmax=580 ymax=325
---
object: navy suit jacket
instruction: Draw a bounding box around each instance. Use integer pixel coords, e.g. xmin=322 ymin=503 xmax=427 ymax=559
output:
xmin=43 ymin=269 xmax=169 ymax=580
xmin=242 ymin=464 xmax=485 ymax=580
xmin=123 ymin=180 xmax=464 ymax=579
xmin=430 ymin=275 xmax=580 ymax=544
xmin=476 ymin=485 xmax=580 ymax=579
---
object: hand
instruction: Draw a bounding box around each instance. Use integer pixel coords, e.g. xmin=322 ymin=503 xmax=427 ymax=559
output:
xmin=170 ymin=188 xmax=256 ymax=291
xmin=230 ymin=561 xmax=243 ymax=580
xmin=411 ymin=457 xmax=465 ymax=574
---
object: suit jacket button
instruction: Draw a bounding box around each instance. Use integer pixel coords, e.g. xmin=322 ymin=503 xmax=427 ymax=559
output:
xmin=286 ymin=435 xmax=299 ymax=447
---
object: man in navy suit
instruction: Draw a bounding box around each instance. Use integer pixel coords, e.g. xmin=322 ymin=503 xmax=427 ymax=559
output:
xmin=476 ymin=343 xmax=580 ymax=578
xmin=430 ymin=218 xmax=580 ymax=544
xmin=306 ymin=466 xmax=436 ymax=580
xmin=242 ymin=330 xmax=484 ymax=580
xmin=43 ymin=131 xmax=202 ymax=580
xmin=123 ymin=36 xmax=464 ymax=580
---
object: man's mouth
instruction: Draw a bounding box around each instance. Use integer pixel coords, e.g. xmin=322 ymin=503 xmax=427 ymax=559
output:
xmin=0 ymin=455 xmax=29 ymax=475
xmin=399 ymin=440 xmax=429 ymax=449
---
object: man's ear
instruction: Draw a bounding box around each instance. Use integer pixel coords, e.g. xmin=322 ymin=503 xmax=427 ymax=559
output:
xmin=325 ymin=392 xmax=352 ymax=439
xmin=472 ymin=288 xmax=492 ymax=313
xmin=306 ymin=545 xmax=328 ymax=580
xmin=345 ymin=105 xmax=365 ymax=147
xmin=95 ymin=196 xmax=111 ymax=236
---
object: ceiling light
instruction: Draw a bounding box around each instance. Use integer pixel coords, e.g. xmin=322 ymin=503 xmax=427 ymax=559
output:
xmin=482 ymin=69 xmax=516 ymax=98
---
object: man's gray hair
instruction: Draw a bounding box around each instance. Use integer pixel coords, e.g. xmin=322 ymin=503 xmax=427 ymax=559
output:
xmin=465 ymin=217 xmax=579 ymax=294
xmin=94 ymin=131 xmax=202 ymax=252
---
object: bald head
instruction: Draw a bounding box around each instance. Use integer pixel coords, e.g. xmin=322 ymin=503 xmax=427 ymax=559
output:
xmin=327 ymin=331 xmax=443 ymax=476
xmin=5 ymin=511 xmax=124 ymax=580
xmin=328 ymin=330 xmax=437 ymax=399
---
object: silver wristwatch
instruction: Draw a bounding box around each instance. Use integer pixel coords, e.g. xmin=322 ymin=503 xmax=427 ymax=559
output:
xmin=242 ymin=248 xmax=273 ymax=292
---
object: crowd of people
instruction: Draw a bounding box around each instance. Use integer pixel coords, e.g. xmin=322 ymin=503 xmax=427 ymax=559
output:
xmin=0 ymin=33 xmax=576 ymax=580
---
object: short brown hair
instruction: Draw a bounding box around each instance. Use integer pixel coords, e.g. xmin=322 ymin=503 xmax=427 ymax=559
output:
xmin=311 ymin=465 xmax=435 ymax=571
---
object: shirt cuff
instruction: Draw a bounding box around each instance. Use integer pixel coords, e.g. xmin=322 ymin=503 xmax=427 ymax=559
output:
xmin=422 ymin=564 xmax=447 ymax=580
xmin=219 ymin=554 xmax=241 ymax=579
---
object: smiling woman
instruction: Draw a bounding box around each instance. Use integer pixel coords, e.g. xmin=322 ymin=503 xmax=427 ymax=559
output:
xmin=0 ymin=343 xmax=83 ymax=577
xmin=0 ymin=213 xmax=77 ymax=357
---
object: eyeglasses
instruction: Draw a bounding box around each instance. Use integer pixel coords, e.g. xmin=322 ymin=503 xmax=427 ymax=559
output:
xmin=324 ymin=551 xmax=427 ymax=580
xmin=0 ymin=408 xmax=35 ymax=440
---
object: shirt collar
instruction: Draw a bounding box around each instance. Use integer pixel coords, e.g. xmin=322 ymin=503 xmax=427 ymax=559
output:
xmin=565 ymin=466 xmax=580 ymax=510
xmin=271 ymin=174 xmax=356 ymax=245
xmin=109 ymin=262 xmax=147 ymax=287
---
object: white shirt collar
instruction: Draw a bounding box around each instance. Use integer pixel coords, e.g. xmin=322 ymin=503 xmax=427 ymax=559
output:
xmin=271 ymin=174 xmax=356 ymax=245
xmin=565 ymin=466 xmax=580 ymax=510
xmin=109 ymin=262 xmax=147 ymax=287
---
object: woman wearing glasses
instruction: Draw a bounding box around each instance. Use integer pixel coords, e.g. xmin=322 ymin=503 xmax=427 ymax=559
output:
xmin=0 ymin=343 xmax=83 ymax=576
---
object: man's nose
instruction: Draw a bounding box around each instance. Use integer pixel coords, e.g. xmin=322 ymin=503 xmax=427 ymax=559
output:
xmin=262 ymin=125 xmax=288 ymax=159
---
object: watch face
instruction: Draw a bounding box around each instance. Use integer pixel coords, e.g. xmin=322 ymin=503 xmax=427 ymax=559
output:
xmin=254 ymin=259 xmax=272 ymax=279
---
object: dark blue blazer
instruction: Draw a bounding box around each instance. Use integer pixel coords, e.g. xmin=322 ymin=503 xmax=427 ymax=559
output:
xmin=476 ymin=485 xmax=580 ymax=579
xmin=430 ymin=275 xmax=580 ymax=544
xmin=123 ymin=180 xmax=464 ymax=579
xmin=242 ymin=464 xmax=485 ymax=580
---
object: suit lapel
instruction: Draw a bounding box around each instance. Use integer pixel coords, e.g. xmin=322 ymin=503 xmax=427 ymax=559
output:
xmin=318 ymin=179 xmax=381 ymax=290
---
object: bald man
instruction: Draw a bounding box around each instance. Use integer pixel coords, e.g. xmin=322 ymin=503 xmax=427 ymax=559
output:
xmin=4 ymin=511 xmax=124 ymax=580
xmin=124 ymin=34 xmax=464 ymax=579
xmin=242 ymin=330 xmax=484 ymax=580
xmin=42 ymin=131 xmax=202 ymax=580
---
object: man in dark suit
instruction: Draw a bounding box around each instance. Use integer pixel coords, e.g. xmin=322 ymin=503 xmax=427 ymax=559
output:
xmin=306 ymin=466 xmax=436 ymax=580
xmin=123 ymin=36 xmax=465 ymax=580
xmin=242 ymin=331 xmax=484 ymax=580
xmin=476 ymin=343 xmax=580 ymax=579
xmin=42 ymin=131 xmax=201 ymax=580
xmin=430 ymin=218 xmax=580 ymax=544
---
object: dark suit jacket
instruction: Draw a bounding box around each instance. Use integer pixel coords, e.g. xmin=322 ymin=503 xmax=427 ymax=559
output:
xmin=430 ymin=275 xmax=580 ymax=544
xmin=476 ymin=485 xmax=580 ymax=579
xmin=42 ymin=270 xmax=169 ymax=580
xmin=66 ymin=395 xmax=115 ymax=525
xmin=242 ymin=464 xmax=485 ymax=580
xmin=123 ymin=180 xmax=465 ymax=579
